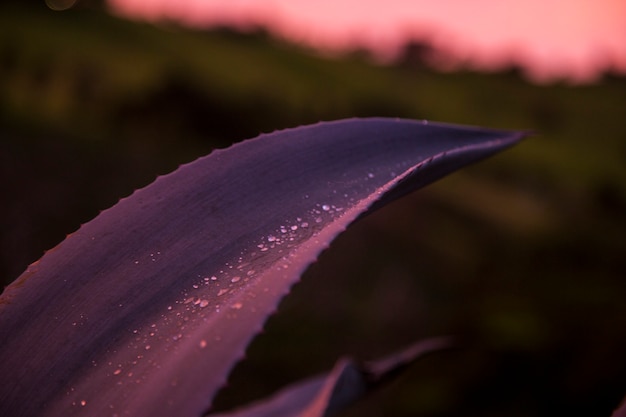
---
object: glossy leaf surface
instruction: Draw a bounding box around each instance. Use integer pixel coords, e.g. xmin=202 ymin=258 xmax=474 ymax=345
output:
xmin=0 ymin=118 xmax=525 ymax=417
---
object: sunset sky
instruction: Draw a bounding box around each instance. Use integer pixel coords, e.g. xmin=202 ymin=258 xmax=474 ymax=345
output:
xmin=109 ymin=0 xmax=626 ymax=83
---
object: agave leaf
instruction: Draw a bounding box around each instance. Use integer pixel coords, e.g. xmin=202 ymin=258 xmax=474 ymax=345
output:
xmin=0 ymin=118 xmax=525 ymax=417
xmin=208 ymin=337 xmax=451 ymax=417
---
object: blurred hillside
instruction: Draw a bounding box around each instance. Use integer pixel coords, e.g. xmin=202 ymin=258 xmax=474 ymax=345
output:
xmin=1 ymin=5 xmax=625 ymax=417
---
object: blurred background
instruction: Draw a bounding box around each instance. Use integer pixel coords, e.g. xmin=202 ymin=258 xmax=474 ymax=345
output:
xmin=1 ymin=0 xmax=625 ymax=416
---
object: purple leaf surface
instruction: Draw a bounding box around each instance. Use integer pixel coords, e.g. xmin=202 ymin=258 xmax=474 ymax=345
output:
xmin=0 ymin=118 xmax=525 ymax=417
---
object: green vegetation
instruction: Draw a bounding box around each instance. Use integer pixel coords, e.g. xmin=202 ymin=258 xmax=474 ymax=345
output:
xmin=1 ymin=5 xmax=625 ymax=416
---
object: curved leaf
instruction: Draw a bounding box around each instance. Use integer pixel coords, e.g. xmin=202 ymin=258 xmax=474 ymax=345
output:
xmin=208 ymin=338 xmax=451 ymax=417
xmin=0 ymin=118 xmax=525 ymax=417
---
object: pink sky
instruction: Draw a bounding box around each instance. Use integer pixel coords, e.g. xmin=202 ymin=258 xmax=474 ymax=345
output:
xmin=109 ymin=0 xmax=626 ymax=83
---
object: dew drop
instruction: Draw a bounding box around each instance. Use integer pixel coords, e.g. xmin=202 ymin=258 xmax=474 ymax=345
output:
xmin=80 ymin=400 xmax=87 ymax=407
xmin=231 ymin=276 xmax=241 ymax=283
xmin=145 ymin=345 xmax=151 ymax=350
xmin=290 ymin=225 xmax=298 ymax=231
xmin=217 ymin=289 xmax=229 ymax=297
xmin=113 ymin=369 xmax=122 ymax=376
xmin=231 ymin=302 xmax=243 ymax=310
xmin=267 ymin=235 xmax=276 ymax=242
xmin=368 ymin=172 xmax=375 ymax=178
xmin=321 ymin=204 xmax=330 ymax=211
xmin=199 ymin=300 xmax=209 ymax=308
xmin=199 ymin=340 xmax=207 ymax=348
